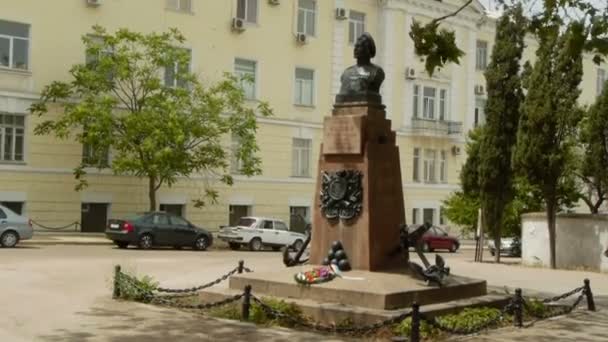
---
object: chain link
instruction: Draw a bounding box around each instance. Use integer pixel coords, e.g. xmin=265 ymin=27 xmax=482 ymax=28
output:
xmin=541 ymin=286 xmax=585 ymax=304
xmin=243 ymin=267 xmax=254 ymax=273
xmin=252 ymin=295 xmax=411 ymax=334
xmin=155 ymin=268 xmax=238 ymax=293
xmin=523 ymin=293 xmax=585 ymax=321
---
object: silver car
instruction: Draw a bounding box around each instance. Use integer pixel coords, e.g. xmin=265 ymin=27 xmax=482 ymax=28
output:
xmin=0 ymin=204 xmax=33 ymax=247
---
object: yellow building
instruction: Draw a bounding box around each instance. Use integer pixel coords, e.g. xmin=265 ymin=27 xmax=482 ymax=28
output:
xmin=0 ymin=0 xmax=605 ymax=233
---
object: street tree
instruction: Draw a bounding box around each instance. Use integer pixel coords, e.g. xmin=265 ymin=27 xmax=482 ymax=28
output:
xmin=478 ymin=4 xmax=527 ymax=263
xmin=30 ymin=26 xmax=271 ymax=211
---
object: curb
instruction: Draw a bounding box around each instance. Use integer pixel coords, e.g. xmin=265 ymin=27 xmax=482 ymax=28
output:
xmin=22 ymin=240 xmax=112 ymax=246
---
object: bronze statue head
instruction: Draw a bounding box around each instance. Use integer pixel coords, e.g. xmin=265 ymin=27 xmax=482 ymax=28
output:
xmin=354 ymin=32 xmax=376 ymax=62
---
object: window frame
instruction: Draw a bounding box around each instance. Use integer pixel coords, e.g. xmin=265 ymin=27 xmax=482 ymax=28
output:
xmin=348 ymin=10 xmax=365 ymax=44
xmin=476 ymin=40 xmax=488 ymax=71
xmin=236 ymin=0 xmax=259 ymax=24
xmin=439 ymin=150 xmax=447 ymax=183
xmin=422 ymin=87 xmax=436 ymax=119
xmin=0 ymin=113 xmax=26 ymax=163
xmin=230 ymin=134 xmax=244 ymax=175
xmin=297 ymin=0 xmax=317 ymax=36
xmin=0 ymin=19 xmax=30 ymax=71
xmin=474 ymin=98 xmax=487 ymax=127
xmin=274 ymin=221 xmax=288 ymax=231
xmin=164 ymin=48 xmax=192 ymax=89
xmin=423 ymin=149 xmax=437 ymax=183
xmin=234 ymin=57 xmax=257 ymax=100
xmin=294 ymin=67 xmax=315 ymax=106
xmin=413 ymin=147 xmax=420 ymax=183
xmin=413 ymin=85 xmax=420 ymax=118
xmin=292 ymin=137 xmax=312 ymax=177
xmin=413 ymin=84 xmax=449 ymax=121
xmin=412 ymin=208 xmax=419 ymax=225
xmin=423 ymin=208 xmax=435 ymax=225
xmin=166 ymin=0 xmax=193 ymax=13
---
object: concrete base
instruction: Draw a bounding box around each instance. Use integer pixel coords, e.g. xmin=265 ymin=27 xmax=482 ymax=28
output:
xmin=227 ymin=266 xmax=487 ymax=310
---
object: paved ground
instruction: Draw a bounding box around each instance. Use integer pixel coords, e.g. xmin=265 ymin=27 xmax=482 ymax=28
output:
xmin=1 ymin=242 xmax=606 ymax=341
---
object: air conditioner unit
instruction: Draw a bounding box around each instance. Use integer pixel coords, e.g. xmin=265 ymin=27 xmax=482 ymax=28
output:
xmin=452 ymin=146 xmax=462 ymax=155
xmin=335 ymin=8 xmax=347 ymax=20
xmin=268 ymin=0 xmax=280 ymax=5
xmin=296 ymin=33 xmax=308 ymax=44
xmin=405 ymin=67 xmax=416 ymax=80
xmin=474 ymin=85 xmax=485 ymax=95
xmin=231 ymin=17 xmax=246 ymax=32
xmin=86 ymin=0 xmax=102 ymax=7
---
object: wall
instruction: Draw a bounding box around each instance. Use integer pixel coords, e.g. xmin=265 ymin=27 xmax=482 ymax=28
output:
xmin=522 ymin=213 xmax=608 ymax=272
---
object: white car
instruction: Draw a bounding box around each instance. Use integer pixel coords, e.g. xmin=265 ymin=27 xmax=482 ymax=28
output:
xmin=218 ymin=216 xmax=307 ymax=251
xmin=0 ymin=205 xmax=33 ymax=248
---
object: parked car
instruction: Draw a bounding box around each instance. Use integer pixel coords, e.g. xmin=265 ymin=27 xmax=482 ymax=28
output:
xmin=488 ymin=237 xmax=521 ymax=257
xmin=0 ymin=204 xmax=33 ymax=248
xmin=407 ymin=224 xmax=460 ymax=253
xmin=105 ymin=212 xmax=213 ymax=250
xmin=218 ymin=216 xmax=307 ymax=251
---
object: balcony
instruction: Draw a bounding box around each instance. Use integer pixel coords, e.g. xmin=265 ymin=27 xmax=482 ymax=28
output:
xmin=410 ymin=118 xmax=463 ymax=135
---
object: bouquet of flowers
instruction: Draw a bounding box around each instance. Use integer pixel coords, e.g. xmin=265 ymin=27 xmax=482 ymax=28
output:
xmin=294 ymin=266 xmax=336 ymax=285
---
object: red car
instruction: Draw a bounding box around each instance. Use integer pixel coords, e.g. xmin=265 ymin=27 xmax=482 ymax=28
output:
xmin=408 ymin=225 xmax=460 ymax=253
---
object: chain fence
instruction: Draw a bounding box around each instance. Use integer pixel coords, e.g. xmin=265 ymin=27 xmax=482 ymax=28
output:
xmin=31 ymin=220 xmax=80 ymax=231
xmin=112 ymin=263 xmax=598 ymax=341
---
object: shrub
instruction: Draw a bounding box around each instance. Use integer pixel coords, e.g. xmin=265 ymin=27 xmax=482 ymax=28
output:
xmin=392 ymin=317 xmax=438 ymax=339
xmin=250 ymin=297 xmax=306 ymax=327
xmin=118 ymin=272 xmax=158 ymax=302
xmin=437 ymin=307 xmax=503 ymax=332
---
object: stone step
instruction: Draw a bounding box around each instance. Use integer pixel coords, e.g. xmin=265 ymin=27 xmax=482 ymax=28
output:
xmin=199 ymin=287 xmax=511 ymax=325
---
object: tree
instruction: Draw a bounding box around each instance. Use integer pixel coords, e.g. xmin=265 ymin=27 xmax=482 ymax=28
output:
xmin=576 ymin=84 xmax=608 ymax=213
xmin=478 ymin=4 xmax=527 ymax=263
xmin=30 ymin=26 xmax=271 ymax=211
xmin=514 ymin=13 xmax=587 ymax=269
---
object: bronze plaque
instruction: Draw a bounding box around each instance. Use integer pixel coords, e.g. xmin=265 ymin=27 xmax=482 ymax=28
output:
xmin=323 ymin=116 xmax=363 ymax=155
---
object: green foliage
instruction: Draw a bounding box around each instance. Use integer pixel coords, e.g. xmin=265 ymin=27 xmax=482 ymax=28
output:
xmin=31 ymin=26 xmax=271 ymax=211
xmin=523 ymin=298 xmax=550 ymax=318
xmin=250 ymin=297 xmax=306 ymax=328
xmin=460 ymin=128 xmax=484 ymax=195
xmin=118 ymin=272 xmax=158 ymax=302
xmin=442 ymin=191 xmax=480 ymax=235
xmin=207 ymin=303 xmax=242 ymax=321
xmin=478 ymin=4 xmax=527 ymax=258
xmin=392 ymin=316 xmax=438 ymax=339
xmin=409 ymin=20 xmax=464 ymax=76
xmin=437 ymin=307 xmax=504 ymax=331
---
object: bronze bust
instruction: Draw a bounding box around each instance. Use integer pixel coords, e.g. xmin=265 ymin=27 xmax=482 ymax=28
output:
xmin=336 ymin=32 xmax=385 ymax=104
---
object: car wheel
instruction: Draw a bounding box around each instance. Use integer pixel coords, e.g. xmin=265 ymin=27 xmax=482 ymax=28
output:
xmin=115 ymin=241 xmax=129 ymax=249
xmin=138 ymin=234 xmax=153 ymax=250
xmin=422 ymin=242 xmax=431 ymax=253
xmin=0 ymin=231 xmax=19 ymax=248
xmin=293 ymin=239 xmax=304 ymax=251
xmin=194 ymin=236 xmax=209 ymax=251
xmin=228 ymin=243 xmax=241 ymax=250
xmin=449 ymin=243 xmax=458 ymax=253
xmin=249 ymin=237 xmax=263 ymax=251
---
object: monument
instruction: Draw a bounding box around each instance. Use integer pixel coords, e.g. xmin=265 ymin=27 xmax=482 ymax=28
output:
xmin=309 ymin=33 xmax=405 ymax=271
xmin=205 ymin=33 xmax=495 ymax=324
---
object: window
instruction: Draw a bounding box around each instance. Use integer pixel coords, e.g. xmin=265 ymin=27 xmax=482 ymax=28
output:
xmin=0 ymin=113 xmax=25 ymax=162
xmin=234 ymin=58 xmax=257 ymax=100
xmin=160 ymin=204 xmax=184 ymax=217
xmin=423 ymin=149 xmax=436 ymax=183
xmin=153 ymin=214 xmax=170 ymax=225
xmin=297 ymin=0 xmax=316 ymax=36
xmin=290 ymin=206 xmax=310 ymax=233
xmin=423 ymin=208 xmax=435 ymax=225
xmin=597 ymin=68 xmax=606 ymax=96
xmin=348 ymin=11 xmax=365 ymax=44
xmin=237 ymin=0 xmax=258 ymax=23
xmin=439 ymin=150 xmax=447 ymax=183
xmin=170 ymin=215 xmax=190 ymax=226
xmin=0 ymin=19 xmax=29 ymax=70
xmin=230 ymin=135 xmax=244 ymax=174
xmin=262 ymin=220 xmax=273 ymax=229
xmin=422 ymin=87 xmax=436 ymax=119
xmin=164 ymin=48 xmax=191 ymax=88
xmin=439 ymin=206 xmax=445 ymax=225
xmin=166 ymin=0 xmax=192 ymax=12
xmin=413 ymin=147 xmax=420 ymax=182
xmin=412 ymin=208 xmax=419 ymax=225
xmin=439 ymin=89 xmax=447 ymax=121
xmin=474 ymin=98 xmax=486 ymax=127
xmin=274 ymin=221 xmax=288 ymax=231
xmin=0 ymin=201 xmax=23 ymax=215
xmin=476 ymin=40 xmax=488 ymax=70
xmin=292 ymin=138 xmax=312 ymax=177
xmin=294 ymin=68 xmax=314 ymax=106
xmin=82 ymin=142 xmax=109 ymax=167
xmin=413 ymin=85 xmax=420 ymax=118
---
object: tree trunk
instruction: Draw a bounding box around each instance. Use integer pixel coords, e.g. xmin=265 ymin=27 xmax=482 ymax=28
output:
xmin=546 ymin=200 xmax=557 ymax=269
xmin=493 ymin=234 xmax=501 ymax=264
xmin=148 ymin=176 xmax=157 ymax=212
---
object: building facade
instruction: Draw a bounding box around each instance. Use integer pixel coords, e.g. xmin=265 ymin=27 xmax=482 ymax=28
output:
xmin=0 ymin=0 xmax=605 ymax=233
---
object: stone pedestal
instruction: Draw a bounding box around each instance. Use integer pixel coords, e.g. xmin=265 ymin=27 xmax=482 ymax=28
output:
xmin=310 ymin=102 xmax=405 ymax=271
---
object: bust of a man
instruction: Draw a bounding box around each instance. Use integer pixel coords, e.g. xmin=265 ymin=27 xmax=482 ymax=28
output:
xmin=336 ymin=33 xmax=385 ymax=104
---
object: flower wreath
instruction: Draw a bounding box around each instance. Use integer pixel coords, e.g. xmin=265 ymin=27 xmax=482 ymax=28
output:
xmin=294 ymin=266 xmax=336 ymax=285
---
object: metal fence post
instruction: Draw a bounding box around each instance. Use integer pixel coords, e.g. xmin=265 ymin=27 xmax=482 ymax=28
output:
xmin=584 ymin=279 xmax=596 ymax=311
xmin=514 ymin=288 xmax=523 ymax=328
xmin=113 ymin=265 xmax=121 ymax=299
xmin=238 ymin=260 xmax=244 ymax=274
xmin=242 ymin=285 xmax=252 ymax=321
xmin=410 ymin=302 xmax=420 ymax=342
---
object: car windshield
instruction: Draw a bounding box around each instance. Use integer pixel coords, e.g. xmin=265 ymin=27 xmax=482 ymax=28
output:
xmin=237 ymin=218 xmax=256 ymax=227
xmin=122 ymin=212 xmax=148 ymax=222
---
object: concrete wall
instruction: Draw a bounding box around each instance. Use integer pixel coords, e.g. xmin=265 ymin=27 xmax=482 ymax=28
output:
xmin=522 ymin=213 xmax=608 ymax=272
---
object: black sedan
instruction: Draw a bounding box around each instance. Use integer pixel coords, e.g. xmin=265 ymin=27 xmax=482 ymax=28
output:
xmin=105 ymin=212 xmax=213 ymax=250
